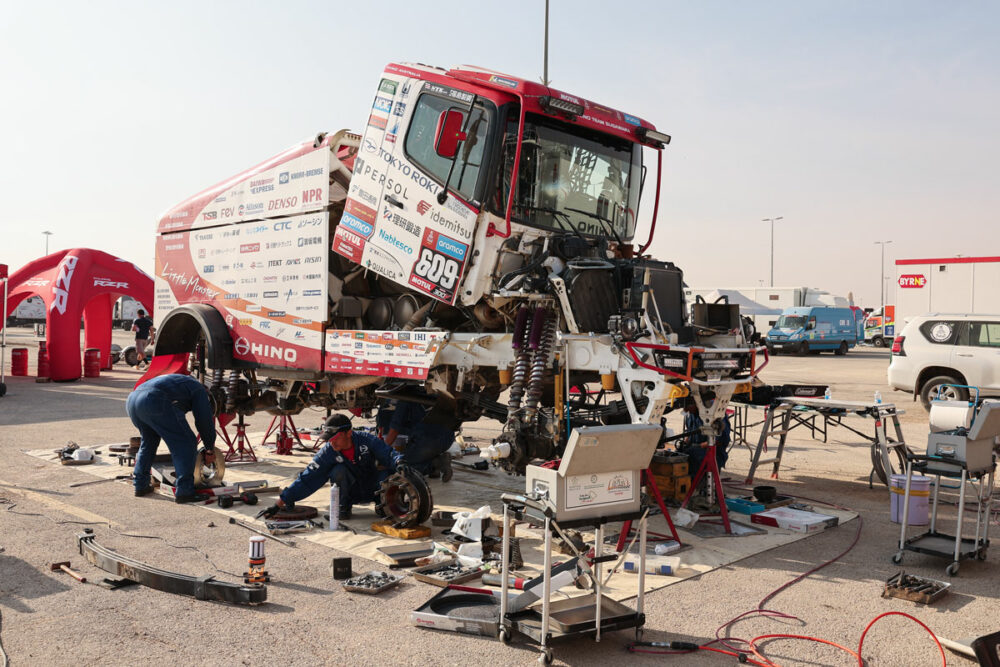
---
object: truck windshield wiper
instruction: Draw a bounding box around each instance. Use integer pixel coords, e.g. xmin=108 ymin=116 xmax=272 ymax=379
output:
xmin=565 ymin=206 xmax=624 ymax=247
xmin=513 ymin=204 xmax=587 ymax=243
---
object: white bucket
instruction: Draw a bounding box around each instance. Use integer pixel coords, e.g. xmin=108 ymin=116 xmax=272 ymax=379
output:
xmin=889 ymin=474 xmax=931 ymax=525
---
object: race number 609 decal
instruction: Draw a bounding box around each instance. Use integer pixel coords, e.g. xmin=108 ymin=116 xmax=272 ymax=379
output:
xmin=408 ymin=228 xmax=468 ymax=303
xmin=414 ymin=248 xmax=459 ymax=289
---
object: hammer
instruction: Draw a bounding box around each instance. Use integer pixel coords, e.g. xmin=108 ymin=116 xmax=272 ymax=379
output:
xmin=50 ymin=561 xmax=87 ymax=583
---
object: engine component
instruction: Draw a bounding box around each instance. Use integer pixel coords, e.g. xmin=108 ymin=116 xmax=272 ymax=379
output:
xmin=375 ymin=469 xmax=434 ymax=528
xmin=524 ymin=309 xmax=556 ymax=421
xmin=77 ymin=530 xmax=267 ymax=604
xmin=563 ymin=259 xmax=618 ymax=333
xmin=225 ymin=369 xmax=240 ymax=413
xmin=366 ymin=297 xmax=394 ymax=329
xmin=394 ymin=294 xmax=420 ymax=327
xmin=507 ymin=307 xmax=533 ymax=420
xmin=193 ymin=446 xmax=225 ymax=486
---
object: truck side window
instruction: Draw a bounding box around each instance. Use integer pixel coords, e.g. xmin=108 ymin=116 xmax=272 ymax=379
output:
xmin=404 ymin=92 xmax=491 ymax=202
xmin=969 ymin=322 xmax=1000 ymax=348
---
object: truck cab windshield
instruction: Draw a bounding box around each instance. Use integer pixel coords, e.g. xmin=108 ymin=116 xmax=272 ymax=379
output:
xmin=776 ymin=315 xmax=807 ymax=329
xmin=496 ymin=113 xmax=641 ymax=241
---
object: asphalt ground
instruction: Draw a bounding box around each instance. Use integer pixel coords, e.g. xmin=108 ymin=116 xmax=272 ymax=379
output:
xmin=0 ymin=330 xmax=994 ymax=666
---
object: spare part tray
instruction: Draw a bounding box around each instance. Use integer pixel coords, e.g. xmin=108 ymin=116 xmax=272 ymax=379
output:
xmin=77 ymin=531 xmax=266 ymax=604
xmin=411 ymin=558 xmax=482 ymax=587
xmin=341 ymin=571 xmax=403 ymax=594
xmin=514 ymin=593 xmax=640 ymax=636
xmin=377 ymin=541 xmax=434 ymax=565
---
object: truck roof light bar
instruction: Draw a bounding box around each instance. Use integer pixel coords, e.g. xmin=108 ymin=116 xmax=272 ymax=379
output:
xmin=539 ymin=96 xmax=585 ymax=119
xmin=636 ymin=127 xmax=671 ymax=149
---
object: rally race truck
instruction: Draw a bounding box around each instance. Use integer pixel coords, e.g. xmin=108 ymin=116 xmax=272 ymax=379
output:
xmin=151 ymin=62 xmax=766 ymax=473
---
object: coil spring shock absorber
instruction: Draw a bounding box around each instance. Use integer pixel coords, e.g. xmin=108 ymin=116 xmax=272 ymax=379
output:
xmin=224 ymin=369 xmax=240 ymax=413
xmin=507 ymin=307 xmax=533 ymax=419
xmin=524 ymin=308 xmax=556 ymax=421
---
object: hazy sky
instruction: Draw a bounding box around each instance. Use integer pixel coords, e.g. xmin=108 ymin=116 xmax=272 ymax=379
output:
xmin=2 ymin=1 xmax=997 ymax=309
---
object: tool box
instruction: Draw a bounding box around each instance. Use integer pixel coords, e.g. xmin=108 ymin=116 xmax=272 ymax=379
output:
xmin=882 ymin=572 xmax=950 ymax=604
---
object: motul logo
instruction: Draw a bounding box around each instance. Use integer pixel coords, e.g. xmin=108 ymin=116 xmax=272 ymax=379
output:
xmin=898 ymin=274 xmax=926 ymax=288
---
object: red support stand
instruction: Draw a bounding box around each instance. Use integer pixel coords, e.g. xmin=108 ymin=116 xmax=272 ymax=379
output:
xmin=616 ymin=468 xmax=682 ymax=553
xmin=680 ymin=444 xmax=732 ymax=534
xmin=261 ymin=414 xmax=305 ymax=455
xmin=218 ymin=413 xmax=257 ymax=463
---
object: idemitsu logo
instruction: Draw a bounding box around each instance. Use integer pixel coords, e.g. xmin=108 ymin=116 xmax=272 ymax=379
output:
xmin=49 ymin=256 xmax=79 ymax=314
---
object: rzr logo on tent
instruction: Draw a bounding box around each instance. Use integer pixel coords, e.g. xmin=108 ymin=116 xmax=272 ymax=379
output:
xmin=49 ymin=256 xmax=79 ymax=315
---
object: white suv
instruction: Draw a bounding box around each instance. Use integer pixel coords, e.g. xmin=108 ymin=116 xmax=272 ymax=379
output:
xmin=888 ymin=313 xmax=1000 ymax=410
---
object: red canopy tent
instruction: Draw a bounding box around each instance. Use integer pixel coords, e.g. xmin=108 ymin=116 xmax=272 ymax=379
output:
xmin=1 ymin=249 xmax=154 ymax=381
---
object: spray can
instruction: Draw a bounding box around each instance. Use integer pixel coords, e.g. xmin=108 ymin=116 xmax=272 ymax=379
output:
xmin=874 ymin=391 xmax=882 ymax=404
xmin=824 ymin=387 xmax=832 ymax=401
xmin=329 ymin=483 xmax=340 ymax=531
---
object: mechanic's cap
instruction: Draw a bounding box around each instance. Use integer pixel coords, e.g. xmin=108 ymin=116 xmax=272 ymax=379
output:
xmin=320 ymin=414 xmax=353 ymax=441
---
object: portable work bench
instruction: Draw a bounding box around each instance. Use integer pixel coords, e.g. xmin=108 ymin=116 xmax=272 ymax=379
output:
xmin=737 ymin=398 xmax=908 ymax=486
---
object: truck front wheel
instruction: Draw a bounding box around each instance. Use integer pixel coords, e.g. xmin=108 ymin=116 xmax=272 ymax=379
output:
xmin=872 ymin=336 xmax=885 ymax=348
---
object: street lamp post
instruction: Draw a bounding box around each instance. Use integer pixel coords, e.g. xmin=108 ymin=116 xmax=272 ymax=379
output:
xmin=42 ymin=231 xmax=53 ymax=255
xmin=874 ymin=240 xmax=892 ymax=309
xmin=762 ymin=217 xmax=783 ymax=287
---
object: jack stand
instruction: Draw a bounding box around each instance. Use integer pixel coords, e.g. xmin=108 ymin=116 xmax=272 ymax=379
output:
xmin=680 ymin=443 xmax=732 ymax=534
xmin=218 ymin=413 xmax=257 ymax=463
xmin=261 ymin=414 xmax=304 ymax=455
xmin=616 ymin=468 xmax=682 ymax=553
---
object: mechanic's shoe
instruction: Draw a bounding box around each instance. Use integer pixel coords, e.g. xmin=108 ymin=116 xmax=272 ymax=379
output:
xmin=134 ymin=486 xmax=154 ymax=497
xmin=438 ymin=453 xmax=453 ymax=483
xmin=338 ymin=505 xmax=352 ymax=521
xmin=427 ymin=469 xmax=441 ymax=479
xmin=174 ymin=493 xmax=201 ymax=504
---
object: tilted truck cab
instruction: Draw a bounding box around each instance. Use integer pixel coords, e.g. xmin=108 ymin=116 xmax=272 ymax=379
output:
xmin=153 ymin=62 xmax=764 ymax=473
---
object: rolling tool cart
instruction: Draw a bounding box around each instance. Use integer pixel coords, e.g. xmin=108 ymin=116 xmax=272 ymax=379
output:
xmin=498 ymin=424 xmax=661 ymax=664
xmin=893 ymin=398 xmax=999 ymax=575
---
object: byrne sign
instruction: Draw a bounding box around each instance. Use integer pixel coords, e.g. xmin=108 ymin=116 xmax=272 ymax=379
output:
xmin=898 ymin=274 xmax=927 ymax=289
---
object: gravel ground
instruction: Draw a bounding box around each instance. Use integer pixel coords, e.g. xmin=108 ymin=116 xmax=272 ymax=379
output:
xmin=0 ymin=329 xmax=993 ymax=666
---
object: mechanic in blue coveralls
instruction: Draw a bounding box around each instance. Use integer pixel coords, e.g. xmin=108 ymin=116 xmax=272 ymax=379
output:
xmin=678 ymin=393 xmax=731 ymax=475
xmin=260 ymin=413 xmax=407 ymax=520
xmin=380 ymin=397 xmax=456 ymax=482
xmin=126 ymin=373 xmax=217 ymax=503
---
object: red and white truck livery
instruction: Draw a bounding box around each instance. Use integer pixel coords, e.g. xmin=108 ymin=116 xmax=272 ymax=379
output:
xmin=153 ymin=62 xmax=764 ymax=472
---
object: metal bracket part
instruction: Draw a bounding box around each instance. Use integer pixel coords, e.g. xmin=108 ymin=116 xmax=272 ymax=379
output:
xmin=77 ymin=531 xmax=266 ymax=605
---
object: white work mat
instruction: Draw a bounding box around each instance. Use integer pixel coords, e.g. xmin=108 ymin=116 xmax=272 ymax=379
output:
xmin=26 ymin=443 xmax=857 ymax=603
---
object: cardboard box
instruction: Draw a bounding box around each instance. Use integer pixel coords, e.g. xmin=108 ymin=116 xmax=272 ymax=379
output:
xmin=750 ymin=507 xmax=838 ymax=533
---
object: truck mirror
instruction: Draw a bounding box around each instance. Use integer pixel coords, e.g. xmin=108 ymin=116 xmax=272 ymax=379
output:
xmin=434 ymin=109 xmax=467 ymax=159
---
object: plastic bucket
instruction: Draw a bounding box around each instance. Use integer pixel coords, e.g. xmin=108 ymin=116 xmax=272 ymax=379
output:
xmin=83 ymin=348 xmax=101 ymax=378
xmin=889 ymin=474 xmax=931 ymax=525
xmin=10 ymin=348 xmax=28 ymax=376
xmin=37 ymin=345 xmax=50 ymax=378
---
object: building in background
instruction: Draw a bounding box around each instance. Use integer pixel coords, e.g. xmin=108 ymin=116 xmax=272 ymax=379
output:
xmin=894 ymin=256 xmax=1000 ymax=325
xmin=684 ymin=286 xmax=850 ymax=333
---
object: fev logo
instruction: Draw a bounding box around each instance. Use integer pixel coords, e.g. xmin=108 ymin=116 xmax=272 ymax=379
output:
xmin=49 ymin=256 xmax=79 ymax=315
xmin=898 ymin=274 xmax=926 ymax=288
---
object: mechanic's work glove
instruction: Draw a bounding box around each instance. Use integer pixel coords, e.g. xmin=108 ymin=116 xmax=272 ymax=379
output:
xmin=256 ymin=503 xmax=281 ymax=519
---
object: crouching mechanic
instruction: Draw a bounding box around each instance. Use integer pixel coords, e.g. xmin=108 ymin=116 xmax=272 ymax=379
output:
xmin=260 ymin=414 xmax=408 ymax=521
xmin=125 ymin=373 xmax=217 ymax=503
